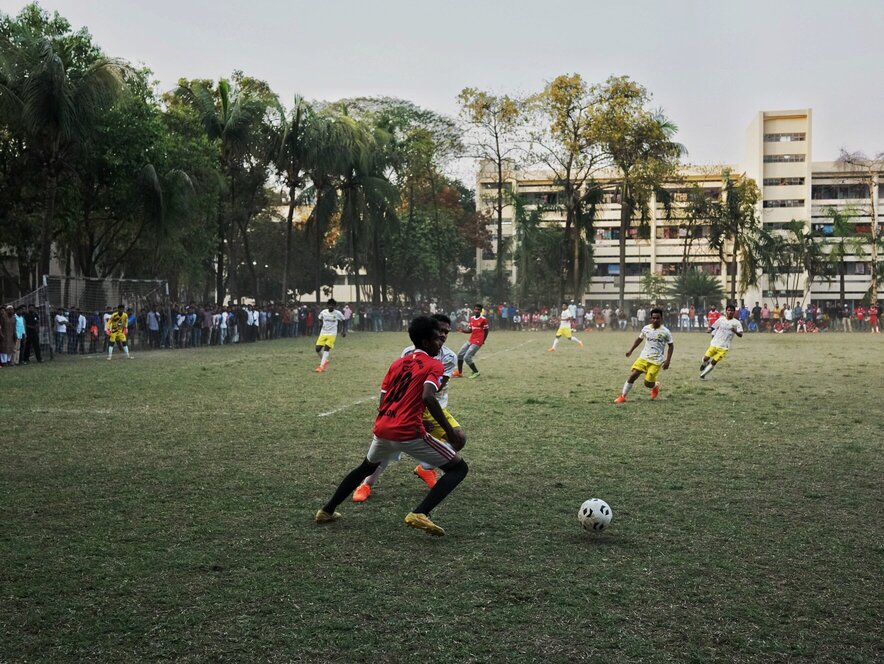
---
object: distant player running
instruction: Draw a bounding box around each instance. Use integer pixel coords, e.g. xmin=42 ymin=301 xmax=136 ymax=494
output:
xmin=315 ymin=316 xmax=469 ymax=536
xmin=614 ymin=308 xmax=673 ymax=403
xmin=314 ymin=299 xmax=344 ymax=373
xmin=699 ymin=304 xmax=743 ymax=379
xmin=106 ymin=304 xmax=132 ymax=360
xmin=453 ymin=303 xmax=488 ymax=378
xmin=548 ymin=302 xmax=584 ymax=352
xmin=352 ymin=313 xmax=461 ymax=501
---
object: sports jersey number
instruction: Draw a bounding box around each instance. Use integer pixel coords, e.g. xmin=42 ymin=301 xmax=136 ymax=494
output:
xmin=381 ymin=370 xmax=412 ymax=407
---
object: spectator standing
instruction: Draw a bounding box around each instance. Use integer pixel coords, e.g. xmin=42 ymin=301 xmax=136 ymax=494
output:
xmin=54 ymin=309 xmax=69 ymax=354
xmin=0 ymin=305 xmax=15 ymax=366
xmin=22 ymin=304 xmax=42 ymax=363
xmin=13 ymin=306 xmax=25 ymax=365
xmin=342 ymin=303 xmax=352 ymax=336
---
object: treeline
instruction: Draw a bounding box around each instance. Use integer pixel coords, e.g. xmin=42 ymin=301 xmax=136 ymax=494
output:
xmin=0 ymin=4 xmax=484 ymax=304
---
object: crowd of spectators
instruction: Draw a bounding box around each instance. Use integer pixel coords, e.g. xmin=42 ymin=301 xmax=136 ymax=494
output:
xmin=1 ymin=297 xmax=879 ymax=368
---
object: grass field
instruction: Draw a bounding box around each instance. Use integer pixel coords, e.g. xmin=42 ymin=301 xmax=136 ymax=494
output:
xmin=2 ymin=329 xmax=882 ymax=662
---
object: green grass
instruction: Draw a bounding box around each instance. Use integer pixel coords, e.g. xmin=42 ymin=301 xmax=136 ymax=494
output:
xmin=2 ymin=330 xmax=882 ymax=662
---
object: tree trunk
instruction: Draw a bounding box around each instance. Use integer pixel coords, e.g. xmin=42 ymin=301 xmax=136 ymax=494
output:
xmin=281 ymin=188 xmax=296 ymax=302
xmin=618 ymin=190 xmax=631 ymax=309
xmin=39 ymin=171 xmax=58 ymax=279
xmin=314 ymin=190 xmax=323 ymax=304
xmin=215 ymin=211 xmax=225 ymax=304
xmin=839 ymin=260 xmax=846 ymax=303
xmin=870 ymin=176 xmax=879 ymax=304
xmin=496 ymin=158 xmax=504 ymax=301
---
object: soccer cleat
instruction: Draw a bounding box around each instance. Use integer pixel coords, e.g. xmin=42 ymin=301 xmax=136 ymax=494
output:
xmin=614 ymin=394 xmax=627 ymax=404
xmin=314 ymin=509 xmax=341 ymax=524
xmin=452 ymin=370 xmax=462 ymax=377
xmin=650 ymin=383 xmax=660 ymax=399
xmin=700 ymin=363 xmax=714 ymax=378
xmin=352 ymin=483 xmax=371 ymax=502
xmin=404 ymin=512 xmax=445 ymax=536
xmin=469 ymin=371 xmax=481 ymax=379
xmin=577 ymin=339 xmax=584 ymax=349
xmin=414 ymin=465 xmax=437 ymax=489
xmin=547 ymin=347 xmax=556 ymax=352
xmin=107 ymin=356 xmax=112 ymax=361
xmin=315 ymin=365 xmax=325 ymax=373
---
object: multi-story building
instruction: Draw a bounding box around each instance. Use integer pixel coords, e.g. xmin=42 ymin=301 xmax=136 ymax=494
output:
xmin=476 ymin=109 xmax=881 ymax=307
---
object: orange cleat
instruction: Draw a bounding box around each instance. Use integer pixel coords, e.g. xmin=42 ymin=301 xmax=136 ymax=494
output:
xmin=452 ymin=370 xmax=462 ymax=377
xmin=650 ymin=383 xmax=660 ymax=400
xmin=414 ymin=465 xmax=437 ymax=489
xmin=315 ymin=366 xmax=325 ymax=373
xmin=352 ymin=483 xmax=371 ymax=502
xmin=547 ymin=347 xmax=556 ymax=352
xmin=577 ymin=339 xmax=584 ymax=349
xmin=614 ymin=395 xmax=627 ymax=404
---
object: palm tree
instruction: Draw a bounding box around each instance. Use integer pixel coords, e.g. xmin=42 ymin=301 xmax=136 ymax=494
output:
xmin=824 ymin=207 xmax=861 ymax=302
xmin=666 ymin=268 xmax=725 ymax=310
xmin=0 ymin=22 xmax=128 ymax=278
xmin=174 ymin=78 xmax=267 ymax=301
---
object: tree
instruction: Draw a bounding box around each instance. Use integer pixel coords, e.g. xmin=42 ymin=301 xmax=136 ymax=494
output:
xmin=837 ymin=150 xmax=883 ymax=303
xmin=821 ymin=206 xmax=865 ymax=303
xmin=0 ymin=4 xmax=129 ymax=278
xmin=666 ymin=269 xmax=724 ymax=309
xmin=592 ymin=76 xmax=685 ymax=308
xmin=457 ymin=88 xmax=522 ymax=300
xmin=695 ymin=170 xmax=762 ymax=302
xmin=639 ymin=271 xmax=667 ymax=304
xmin=525 ymin=74 xmax=607 ymax=303
xmin=512 ymin=195 xmax=564 ymax=308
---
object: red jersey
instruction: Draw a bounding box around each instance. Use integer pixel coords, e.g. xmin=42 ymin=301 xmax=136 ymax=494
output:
xmin=707 ymin=310 xmax=721 ymax=328
xmin=468 ymin=315 xmax=489 ymax=345
xmin=373 ymin=350 xmax=444 ymax=440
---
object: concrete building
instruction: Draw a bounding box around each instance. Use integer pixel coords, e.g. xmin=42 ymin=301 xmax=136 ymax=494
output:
xmin=476 ymin=109 xmax=882 ymax=307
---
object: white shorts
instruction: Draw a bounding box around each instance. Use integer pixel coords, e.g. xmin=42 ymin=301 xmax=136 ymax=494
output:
xmin=366 ymin=433 xmax=457 ymax=468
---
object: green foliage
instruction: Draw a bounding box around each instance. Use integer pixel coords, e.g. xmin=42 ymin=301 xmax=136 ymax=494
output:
xmin=639 ymin=271 xmax=667 ymax=304
xmin=666 ymin=268 xmax=725 ymax=307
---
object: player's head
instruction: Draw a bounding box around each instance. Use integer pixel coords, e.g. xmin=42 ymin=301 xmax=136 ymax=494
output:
xmin=326 ymin=298 xmax=336 ymax=311
xmin=117 ymin=304 xmax=124 ymax=311
xmin=431 ymin=313 xmax=451 ymax=341
xmin=725 ymin=304 xmax=735 ymax=318
xmin=562 ymin=302 xmax=568 ymax=310
xmin=473 ymin=303 xmax=483 ymax=315
xmin=649 ymin=308 xmax=663 ymax=327
xmin=408 ymin=315 xmax=442 ymax=355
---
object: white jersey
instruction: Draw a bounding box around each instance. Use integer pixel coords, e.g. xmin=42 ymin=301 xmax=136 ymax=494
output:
xmin=319 ymin=309 xmax=344 ymax=335
xmin=558 ymin=309 xmax=572 ymax=330
xmin=401 ymin=344 xmax=457 ymax=409
xmin=639 ymin=324 xmax=673 ymax=364
xmin=710 ymin=317 xmax=743 ymax=349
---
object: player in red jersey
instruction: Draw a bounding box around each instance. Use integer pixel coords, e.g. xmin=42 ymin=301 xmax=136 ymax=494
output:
xmin=453 ymin=303 xmax=489 ymax=378
xmin=314 ymin=316 xmax=469 ymax=536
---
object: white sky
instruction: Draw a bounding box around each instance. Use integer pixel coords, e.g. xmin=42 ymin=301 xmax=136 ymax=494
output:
xmin=7 ymin=0 xmax=884 ymax=173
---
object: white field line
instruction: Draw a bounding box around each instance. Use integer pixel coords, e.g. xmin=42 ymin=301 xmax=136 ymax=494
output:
xmin=318 ymin=395 xmax=377 ymax=418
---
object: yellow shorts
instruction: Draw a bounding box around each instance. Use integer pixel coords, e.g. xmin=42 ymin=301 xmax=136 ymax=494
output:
xmin=422 ymin=407 xmax=460 ymax=442
xmin=315 ymin=334 xmax=337 ymax=349
xmin=108 ymin=331 xmax=127 ymax=344
xmin=704 ymin=346 xmax=728 ymax=363
xmin=631 ymin=358 xmax=662 ymax=383
xmin=556 ymin=327 xmax=572 ymax=339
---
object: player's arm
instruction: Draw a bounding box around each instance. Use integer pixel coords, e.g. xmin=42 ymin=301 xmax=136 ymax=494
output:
xmin=662 ymin=342 xmax=674 ymax=370
xmin=422 ymin=383 xmax=465 ymax=449
xmin=625 ymin=336 xmax=642 ymax=357
xmin=483 ymin=326 xmax=489 ymax=342
xmin=735 ymin=322 xmax=744 ymax=338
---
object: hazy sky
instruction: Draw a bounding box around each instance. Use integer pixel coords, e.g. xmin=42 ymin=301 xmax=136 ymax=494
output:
xmin=8 ymin=0 xmax=884 ymax=171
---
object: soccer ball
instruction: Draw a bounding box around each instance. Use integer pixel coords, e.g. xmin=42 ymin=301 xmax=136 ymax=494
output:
xmin=578 ymin=498 xmax=612 ymax=531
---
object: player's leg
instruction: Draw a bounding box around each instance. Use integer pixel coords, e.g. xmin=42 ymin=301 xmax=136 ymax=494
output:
xmin=353 ymin=455 xmax=399 ymax=501
xmin=645 ymin=363 xmax=662 ymax=399
xmin=615 ymin=368 xmax=643 ymax=402
xmin=570 ymin=334 xmax=583 ymax=348
xmin=120 ymin=339 xmax=130 ymax=358
xmin=107 ymin=335 xmax=114 ymax=359
xmin=403 ymin=435 xmax=468 ymax=535
xmin=549 ymin=333 xmax=560 ymax=351
xmin=465 ymin=343 xmax=480 ymax=376
xmin=455 ymin=341 xmax=469 ymax=375
xmin=316 ymin=436 xmax=393 ymax=521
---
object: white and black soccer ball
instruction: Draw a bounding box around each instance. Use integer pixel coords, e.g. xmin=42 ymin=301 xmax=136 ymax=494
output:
xmin=578 ymin=498 xmax=612 ymax=531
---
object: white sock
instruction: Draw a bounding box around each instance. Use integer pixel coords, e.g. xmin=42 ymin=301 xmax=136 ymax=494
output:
xmin=108 ymin=347 xmax=113 ymax=358
xmin=123 ymin=346 xmax=129 ymax=357
xmin=551 ymin=338 xmax=559 ymax=349
xmin=321 ymin=351 xmax=330 ymax=365
xmin=571 ymin=336 xmax=580 ymax=344
xmin=622 ymin=381 xmax=634 ymax=396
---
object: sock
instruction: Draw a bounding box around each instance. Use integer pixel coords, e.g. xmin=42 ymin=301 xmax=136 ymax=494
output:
xmin=123 ymin=346 xmax=129 ymax=357
xmin=321 ymin=351 xmax=330 ymax=366
xmin=467 ymin=362 xmax=478 ymax=373
xmin=363 ymin=458 xmax=390 ymax=487
xmin=570 ymin=336 xmax=580 ymax=344
xmin=108 ymin=347 xmax=113 ymax=358
xmin=457 ymin=360 xmax=463 ymax=373
xmin=622 ymin=381 xmax=634 ymax=396
xmin=551 ymin=338 xmax=559 ymax=349
xmin=322 ymin=459 xmax=379 ymax=513
xmin=413 ymin=459 xmax=468 ymax=516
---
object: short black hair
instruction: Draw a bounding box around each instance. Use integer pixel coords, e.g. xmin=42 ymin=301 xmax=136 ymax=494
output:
xmin=473 ymin=303 xmax=483 ymax=309
xmin=650 ymin=307 xmax=663 ymax=316
xmin=725 ymin=304 xmax=736 ymax=311
xmin=408 ymin=315 xmax=440 ymax=346
xmin=431 ymin=313 xmax=451 ymax=326
xmin=327 ymin=298 xmax=336 ymax=306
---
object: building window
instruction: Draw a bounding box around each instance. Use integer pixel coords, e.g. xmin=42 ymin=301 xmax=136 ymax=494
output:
xmin=811 ymin=184 xmax=869 ymax=200
xmin=763 ymin=177 xmax=805 ymax=186
xmin=764 ymin=132 xmax=806 ymax=142
xmin=763 ymin=154 xmax=805 ymax=163
xmin=763 ymin=199 xmax=805 ymax=208
xmin=656 ymin=263 xmax=681 ymax=276
xmin=698 ymin=263 xmax=722 ymax=276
